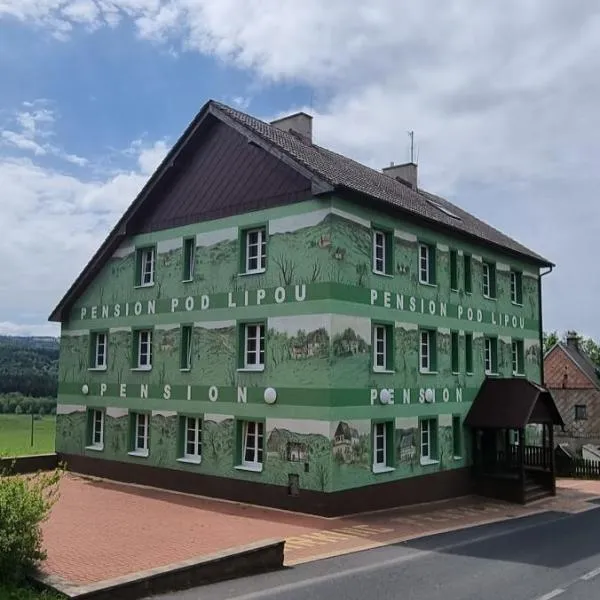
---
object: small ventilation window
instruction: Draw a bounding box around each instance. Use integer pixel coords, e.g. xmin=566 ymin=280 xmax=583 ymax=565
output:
xmin=424 ymin=198 xmax=462 ymax=220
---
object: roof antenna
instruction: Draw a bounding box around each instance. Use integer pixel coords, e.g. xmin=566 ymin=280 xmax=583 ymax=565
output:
xmin=408 ymin=130 xmax=415 ymax=163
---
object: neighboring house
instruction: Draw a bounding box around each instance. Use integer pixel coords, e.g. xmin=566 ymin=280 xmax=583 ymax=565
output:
xmin=545 ymin=334 xmax=600 ymax=452
xmin=49 ymin=99 xmax=559 ymax=515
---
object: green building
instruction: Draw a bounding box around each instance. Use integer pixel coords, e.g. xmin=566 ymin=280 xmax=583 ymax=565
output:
xmin=49 ymin=100 xmax=557 ymax=515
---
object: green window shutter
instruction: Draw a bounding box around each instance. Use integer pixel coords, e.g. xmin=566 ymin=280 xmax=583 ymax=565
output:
xmin=519 ymin=341 xmax=525 ymax=373
xmin=492 ymin=338 xmax=498 ymax=372
xmin=237 ymin=323 xmax=245 ymax=368
xmin=490 ymin=264 xmax=497 ymax=297
xmin=239 ymin=230 xmax=247 ymax=273
xmin=131 ymin=330 xmax=138 ymax=368
xmin=86 ymin=409 xmax=93 ymax=446
xmin=385 ymin=231 xmax=394 ymax=274
xmin=180 ymin=326 xmax=191 ymax=369
xmin=451 ymin=331 xmax=459 ymax=373
xmin=452 ymin=416 xmax=461 ymax=456
xmin=235 ymin=420 xmax=244 ymax=465
xmin=88 ymin=333 xmax=95 ymax=367
xmin=386 ymin=421 xmax=395 ymax=467
xmin=464 ymin=254 xmax=472 ymax=293
xmin=450 ymin=250 xmax=458 ymax=290
xmin=128 ymin=413 xmax=136 ymax=451
xmin=430 ymin=330 xmax=438 ymax=371
xmin=134 ymin=250 xmax=142 ymax=286
xmin=386 ymin=324 xmax=394 ymax=370
xmin=517 ymin=272 xmax=523 ymax=304
xmin=177 ymin=416 xmax=185 ymax=458
xmin=465 ymin=333 xmax=473 ymax=373
xmin=429 ymin=245 xmax=436 ymax=284
xmin=432 ymin=419 xmax=439 ymax=458
xmin=183 ymin=238 xmax=194 ymax=280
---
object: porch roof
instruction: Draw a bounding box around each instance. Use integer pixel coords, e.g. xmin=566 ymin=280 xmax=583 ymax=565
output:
xmin=465 ymin=378 xmax=565 ymax=429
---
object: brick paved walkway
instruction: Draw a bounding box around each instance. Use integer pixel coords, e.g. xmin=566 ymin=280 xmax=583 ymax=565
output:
xmin=40 ymin=474 xmax=600 ymax=588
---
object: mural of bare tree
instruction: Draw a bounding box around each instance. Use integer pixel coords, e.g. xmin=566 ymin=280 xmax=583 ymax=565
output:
xmin=273 ymin=253 xmax=296 ymax=286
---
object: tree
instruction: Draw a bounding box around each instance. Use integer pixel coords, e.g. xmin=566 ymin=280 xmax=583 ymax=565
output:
xmin=14 ymin=405 xmax=22 ymax=415
xmin=543 ymin=331 xmax=559 ymax=354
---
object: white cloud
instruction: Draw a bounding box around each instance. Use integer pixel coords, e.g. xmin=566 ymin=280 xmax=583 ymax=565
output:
xmin=2 ymin=1 xmax=600 ymax=338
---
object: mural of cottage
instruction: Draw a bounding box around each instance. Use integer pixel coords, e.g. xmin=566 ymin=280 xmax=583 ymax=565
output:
xmin=49 ymin=99 xmax=563 ymax=515
xmin=545 ymin=333 xmax=600 ymax=452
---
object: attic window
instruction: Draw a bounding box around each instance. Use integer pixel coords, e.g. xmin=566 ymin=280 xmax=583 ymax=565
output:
xmin=425 ymin=198 xmax=462 ymax=220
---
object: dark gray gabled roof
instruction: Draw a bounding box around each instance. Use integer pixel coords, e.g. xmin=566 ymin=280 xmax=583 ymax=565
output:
xmin=558 ymin=342 xmax=600 ymax=389
xmin=213 ymin=101 xmax=552 ymax=266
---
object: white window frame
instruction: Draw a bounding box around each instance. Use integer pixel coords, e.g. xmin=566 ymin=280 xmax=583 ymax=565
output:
xmin=420 ymin=330 xmax=431 ymax=372
xmin=512 ymin=340 xmax=523 ymax=375
xmin=180 ymin=326 xmax=192 ymax=370
xmin=483 ymin=262 xmax=494 ymax=298
xmin=372 ymin=230 xmax=386 ymax=274
xmin=484 ymin=337 xmax=495 ymax=374
xmin=420 ymin=419 xmax=436 ymax=463
xmin=136 ymin=330 xmax=152 ymax=369
xmin=183 ymin=416 xmax=202 ymax=461
xmin=133 ymin=413 xmax=149 ymax=455
xmin=243 ymin=323 xmax=265 ymax=370
xmin=373 ymin=422 xmax=387 ymax=470
xmin=93 ymin=332 xmax=107 ymax=369
xmin=241 ymin=420 xmax=264 ymax=470
xmin=183 ymin=238 xmax=195 ymax=281
xmin=245 ymin=228 xmax=266 ymax=274
xmin=419 ymin=244 xmax=430 ymax=284
xmin=87 ymin=409 xmax=104 ymax=450
xmin=510 ymin=270 xmax=521 ymax=304
xmin=373 ymin=325 xmax=387 ymax=371
xmin=139 ymin=247 xmax=155 ymax=287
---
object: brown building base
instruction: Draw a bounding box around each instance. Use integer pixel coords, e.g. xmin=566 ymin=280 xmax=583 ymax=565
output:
xmin=58 ymin=453 xmax=473 ymax=517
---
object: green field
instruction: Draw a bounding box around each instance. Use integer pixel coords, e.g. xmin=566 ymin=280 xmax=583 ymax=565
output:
xmin=0 ymin=415 xmax=56 ymax=457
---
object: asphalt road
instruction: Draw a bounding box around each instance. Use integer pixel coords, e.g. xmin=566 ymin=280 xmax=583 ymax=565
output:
xmin=151 ymin=503 xmax=600 ymax=600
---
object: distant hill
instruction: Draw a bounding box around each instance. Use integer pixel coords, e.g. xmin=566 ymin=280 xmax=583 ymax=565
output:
xmin=0 ymin=335 xmax=59 ymax=397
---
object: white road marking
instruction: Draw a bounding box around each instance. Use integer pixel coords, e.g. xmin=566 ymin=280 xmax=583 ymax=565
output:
xmin=535 ymin=589 xmax=565 ymax=600
xmin=581 ymin=566 xmax=600 ymax=580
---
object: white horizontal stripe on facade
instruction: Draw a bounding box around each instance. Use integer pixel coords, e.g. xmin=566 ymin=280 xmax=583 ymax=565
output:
xmin=437 ymin=327 xmax=451 ymax=335
xmin=331 ymin=207 xmax=371 ymax=229
xmin=106 ymin=407 xmax=128 ymax=418
xmin=524 ymin=270 xmax=539 ymax=279
xmin=269 ymin=209 xmax=331 ymax=234
xmin=152 ymin=410 xmax=178 ymax=418
xmin=57 ymin=404 xmax=85 ymax=414
xmin=472 ymin=254 xmax=483 ymax=262
xmin=499 ymin=336 xmax=512 ymax=343
xmin=194 ymin=320 xmax=236 ymax=329
xmin=203 ymin=413 xmax=234 ymax=424
xmin=157 ymin=238 xmax=183 ymax=253
xmin=155 ymin=323 xmax=180 ymax=331
xmin=109 ymin=327 xmax=131 ymax=333
xmin=395 ymin=416 xmax=418 ymax=429
xmin=394 ymin=229 xmax=418 ymax=242
xmin=439 ymin=414 xmax=452 ymax=427
xmin=113 ymin=243 xmax=134 ymax=258
xmin=396 ymin=322 xmax=418 ymax=330
xmin=496 ymin=263 xmax=510 ymax=272
xmin=437 ymin=243 xmax=449 ymax=252
xmin=61 ymin=329 xmax=87 ymax=337
xmin=472 ymin=332 xmax=484 ymax=339
xmin=196 ymin=227 xmax=238 ymax=247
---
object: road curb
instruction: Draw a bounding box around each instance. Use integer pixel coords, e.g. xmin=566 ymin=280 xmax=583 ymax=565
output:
xmin=33 ymin=538 xmax=285 ymax=600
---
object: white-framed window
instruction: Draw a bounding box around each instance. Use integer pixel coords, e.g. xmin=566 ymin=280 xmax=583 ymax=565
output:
xmin=484 ymin=337 xmax=497 ymax=374
xmin=373 ymin=324 xmax=388 ymax=371
xmin=510 ymin=270 xmax=522 ymax=304
xmin=482 ymin=262 xmax=490 ymax=297
xmin=134 ymin=412 xmax=149 ymax=453
xmin=372 ymin=229 xmax=386 ymax=274
xmin=183 ymin=237 xmax=195 ymax=281
xmin=244 ymin=227 xmax=266 ymax=273
xmin=136 ymin=330 xmax=153 ymax=369
xmin=184 ymin=416 xmax=202 ymax=460
xmin=419 ymin=243 xmax=430 ymax=283
xmin=88 ymin=409 xmax=104 ymax=449
xmin=92 ymin=332 xmax=107 ymax=369
xmin=137 ymin=247 xmax=155 ymax=286
xmin=420 ymin=330 xmax=435 ymax=372
xmin=373 ymin=422 xmax=387 ymax=469
xmin=180 ymin=325 xmax=193 ymax=370
xmin=242 ymin=421 xmax=264 ymax=468
xmin=512 ymin=340 xmax=524 ymax=375
xmin=243 ymin=323 xmax=265 ymax=370
xmin=420 ymin=418 xmax=436 ymax=461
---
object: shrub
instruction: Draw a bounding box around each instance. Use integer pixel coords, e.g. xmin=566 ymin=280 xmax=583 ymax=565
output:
xmin=0 ymin=466 xmax=62 ymax=584
xmin=14 ymin=405 xmax=23 ymax=415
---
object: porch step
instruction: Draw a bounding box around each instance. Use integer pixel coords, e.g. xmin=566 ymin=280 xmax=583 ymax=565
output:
xmin=524 ymin=480 xmax=553 ymax=503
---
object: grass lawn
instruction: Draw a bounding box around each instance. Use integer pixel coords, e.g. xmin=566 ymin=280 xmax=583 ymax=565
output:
xmin=0 ymin=415 xmax=56 ymax=457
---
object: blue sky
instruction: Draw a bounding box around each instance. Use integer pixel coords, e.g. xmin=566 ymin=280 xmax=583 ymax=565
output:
xmin=1 ymin=1 xmax=600 ymax=339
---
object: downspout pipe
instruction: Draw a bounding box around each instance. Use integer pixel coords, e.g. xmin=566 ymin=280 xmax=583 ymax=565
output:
xmin=538 ymin=265 xmax=554 ymax=386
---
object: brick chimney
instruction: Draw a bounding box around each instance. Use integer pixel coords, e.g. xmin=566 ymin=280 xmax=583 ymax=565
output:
xmin=382 ymin=162 xmax=418 ymax=190
xmin=270 ymin=112 xmax=312 ymax=143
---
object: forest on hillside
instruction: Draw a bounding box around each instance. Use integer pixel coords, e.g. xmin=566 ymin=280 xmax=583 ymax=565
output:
xmin=0 ymin=336 xmax=59 ymax=398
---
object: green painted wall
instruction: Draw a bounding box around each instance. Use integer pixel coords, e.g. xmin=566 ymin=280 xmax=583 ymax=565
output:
xmin=56 ymin=196 xmax=543 ymax=494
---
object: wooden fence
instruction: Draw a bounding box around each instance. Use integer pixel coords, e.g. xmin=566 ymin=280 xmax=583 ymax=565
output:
xmin=556 ymin=455 xmax=600 ymax=479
